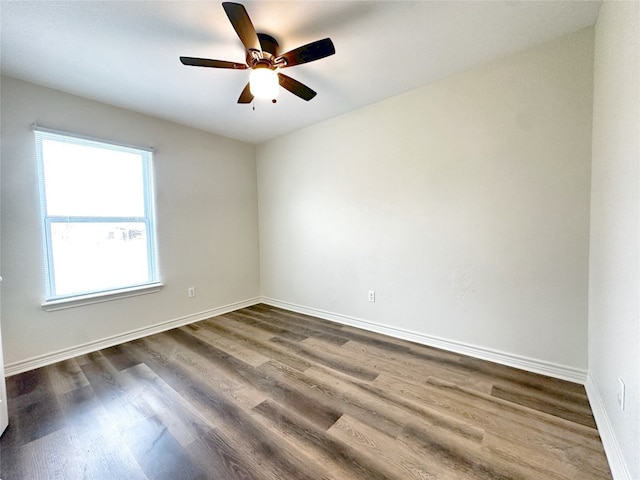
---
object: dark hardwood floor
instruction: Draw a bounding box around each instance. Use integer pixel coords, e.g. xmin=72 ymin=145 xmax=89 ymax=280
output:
xmin=1 ymin=304 xmax=612 ymax=479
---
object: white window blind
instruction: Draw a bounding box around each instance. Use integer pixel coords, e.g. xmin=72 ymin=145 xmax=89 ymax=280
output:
xmin=34 ymin=127 xmax=159 ymax=303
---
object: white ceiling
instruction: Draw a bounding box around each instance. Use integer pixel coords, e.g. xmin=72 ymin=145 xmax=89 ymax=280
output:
xmin=1 ymin=1 xmax=601 ymax=144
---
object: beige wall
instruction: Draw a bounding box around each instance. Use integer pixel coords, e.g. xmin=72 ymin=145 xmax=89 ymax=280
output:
xmin=589 ymin=1 xmax=640 ymax=478
xmin=257 ymin=28 xmax=594 ymax=377
xmin=0 ymin=76 xmax=260 ymax=367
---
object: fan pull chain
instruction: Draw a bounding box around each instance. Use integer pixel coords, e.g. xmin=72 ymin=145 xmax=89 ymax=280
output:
xmin=251 ymin=99 xmax=276 ymax=111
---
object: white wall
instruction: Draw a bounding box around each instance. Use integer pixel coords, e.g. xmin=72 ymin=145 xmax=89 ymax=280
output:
xmin=257 ymin=29 xmax=594 ymax=379
xmin=588 ymin=1 xmax=640 ymax=478
xmin=1 ymin=76 xmax=260 ymax=369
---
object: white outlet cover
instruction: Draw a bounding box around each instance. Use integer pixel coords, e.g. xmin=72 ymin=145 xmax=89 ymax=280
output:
xmin=618 ymin=378 xmax=625 ymax=410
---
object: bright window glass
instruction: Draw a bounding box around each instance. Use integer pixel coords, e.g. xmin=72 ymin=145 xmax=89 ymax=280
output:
xmin=35 ymin=129 xmax=159 ymax=300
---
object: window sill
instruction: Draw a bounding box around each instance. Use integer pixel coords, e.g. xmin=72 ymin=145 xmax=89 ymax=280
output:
xmin=41 ymin=283 xmax=164 ymax=311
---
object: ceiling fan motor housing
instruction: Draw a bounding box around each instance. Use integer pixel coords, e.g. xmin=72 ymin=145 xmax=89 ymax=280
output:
xmin=258 ymin=33 xmax=279 ymax=57
xmin=246 ymin=33 xmax=280 ymax=69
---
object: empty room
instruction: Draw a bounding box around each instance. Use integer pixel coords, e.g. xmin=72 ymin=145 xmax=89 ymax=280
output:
xmin=0 ymin=1 xmax=638 ymax=479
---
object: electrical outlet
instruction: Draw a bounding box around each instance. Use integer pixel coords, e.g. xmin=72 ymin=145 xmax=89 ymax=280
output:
xmin=188 ymin=287 xmax=196 ymax=298
xmin=618 ymin=378 xmax=625 ymax=410
xmin=368 ymin=290 xmax=375 ymax=302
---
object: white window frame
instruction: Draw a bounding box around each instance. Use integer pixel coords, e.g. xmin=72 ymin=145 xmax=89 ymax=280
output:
xmin=34 ymin=126 xmax=162 ymax=310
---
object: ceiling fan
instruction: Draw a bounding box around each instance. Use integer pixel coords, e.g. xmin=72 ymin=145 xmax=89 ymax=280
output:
xmin=180 ymin=2 xmax=335 ymax=104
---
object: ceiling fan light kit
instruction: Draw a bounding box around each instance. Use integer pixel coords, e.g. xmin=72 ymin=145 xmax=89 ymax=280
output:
xmin=180 ymin=2 xmax=335 ymax=104
xmin=249 ymin=66 xmax=279 ymax=99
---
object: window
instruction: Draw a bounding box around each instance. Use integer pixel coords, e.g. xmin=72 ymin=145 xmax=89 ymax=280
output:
xmin=35 ymin=128 xmax=160 ymax=306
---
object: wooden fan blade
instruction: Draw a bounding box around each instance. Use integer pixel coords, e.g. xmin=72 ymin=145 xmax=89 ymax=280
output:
xmin=222 ymin=2 xmax=261 ymax=53
xmin=237 ymin=82 xmax=254 ymax=103
xmin=278 ymin=73 xmax=317 ymax=101
xmin=180 ymin=57 xmax=247 ymax=69
xmin=275 ymin=38 xmax=335 ymax=68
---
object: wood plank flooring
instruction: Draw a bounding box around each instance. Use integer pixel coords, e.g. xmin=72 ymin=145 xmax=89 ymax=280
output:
xmin=0 ymin=304 xmax=612 ymax=479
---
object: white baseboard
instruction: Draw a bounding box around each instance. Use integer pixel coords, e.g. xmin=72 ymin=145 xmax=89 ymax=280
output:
xmin=260 ymin=297 xmax=588 ymax=384
xmin=585 ymin=374 xmax=632 ymax=480
xmin=7 ymin=296 xmax=588 ymax=385
xmin=4 ymin=297 xmax=261 ymax=376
